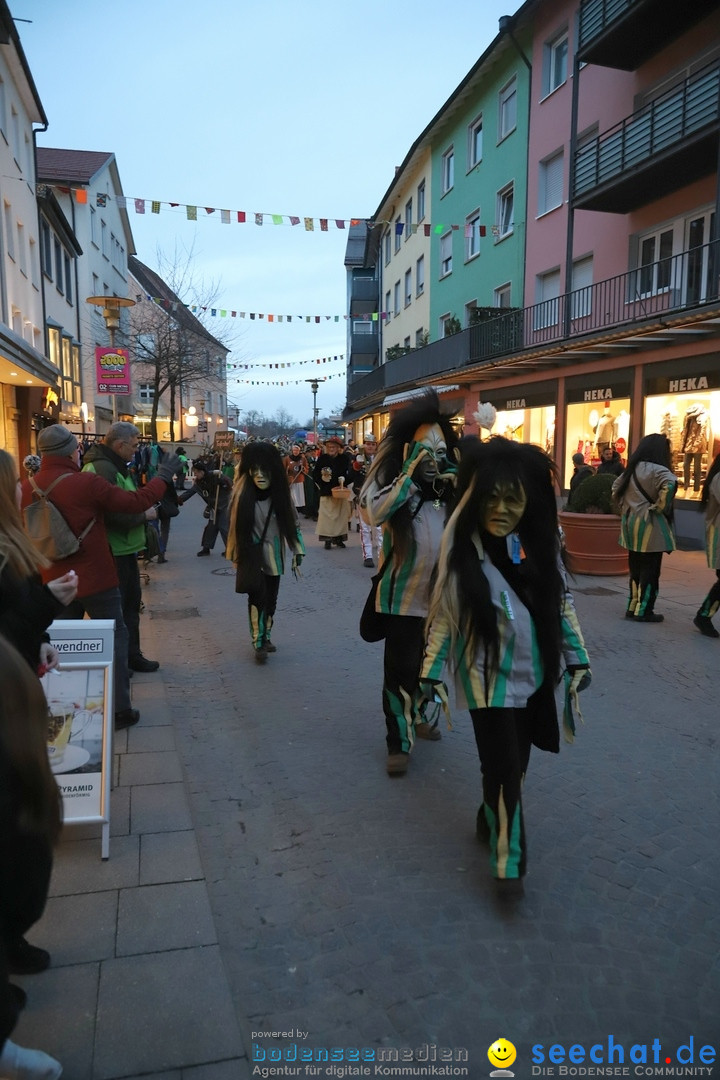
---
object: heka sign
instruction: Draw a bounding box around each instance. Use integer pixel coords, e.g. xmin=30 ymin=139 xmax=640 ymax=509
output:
xmin=668 ymin=376 xmax=709 ymax=393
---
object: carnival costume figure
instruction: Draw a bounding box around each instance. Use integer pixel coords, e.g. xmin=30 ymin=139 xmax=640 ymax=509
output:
xmin=313 ymin=437 xmax=354 ymax=548
xmin=227 ymin=442 xmax=305 ymax=664
xmin=359 ymin=390 xmax=459 ymax=775
xmin=420 ymin=436 xmax=591 ymax=889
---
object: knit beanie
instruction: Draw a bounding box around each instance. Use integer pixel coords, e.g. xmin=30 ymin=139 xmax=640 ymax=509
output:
xmin=37 ymin=424 xmax=79 ymax=457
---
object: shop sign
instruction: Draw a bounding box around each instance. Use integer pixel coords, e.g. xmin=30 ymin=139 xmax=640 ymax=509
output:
xmin=484 ymin=387 xmax=557 ymax=411
xmin=42 ymin=619 xmax=114 ymax=859
xmin=95 ymin=346 xmax=131 ymax=396
xmin=565 ymin=380 xmax=631 ymax=404
xmin=646 ymin=374 xmax=718 ymax=394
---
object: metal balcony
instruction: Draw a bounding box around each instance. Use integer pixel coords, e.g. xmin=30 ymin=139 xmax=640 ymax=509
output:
xmin=350 ymin=277 xmax=379 ymax=303
xmin=573 ymin=59 xmax=720 ymax=213
xmin=346 ymin=363 xmax=386 ymax=405
xmin=577 ymin=0 xmax=719 ymax=70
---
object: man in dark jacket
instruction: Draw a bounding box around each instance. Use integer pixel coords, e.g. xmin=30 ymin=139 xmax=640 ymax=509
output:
xmin=21 ymin=425 xmax=180 ymax=729
xmin=178 ymin=459 xmax=232 ymax=556
xmin=82 ymin=422 xmax=160 ymax=674
xmin=596 ymin=446 xmax=624 ymax=477
xmin=568 ymin=452 xmax=595 ymax=500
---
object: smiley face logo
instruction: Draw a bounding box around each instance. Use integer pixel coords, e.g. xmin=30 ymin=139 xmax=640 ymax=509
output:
xmin=488 ymin=1038 xmax=517 ymax=1071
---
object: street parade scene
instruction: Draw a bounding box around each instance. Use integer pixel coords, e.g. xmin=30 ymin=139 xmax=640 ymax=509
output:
xmin=0 ymin=1 xmax=719 ymax=1079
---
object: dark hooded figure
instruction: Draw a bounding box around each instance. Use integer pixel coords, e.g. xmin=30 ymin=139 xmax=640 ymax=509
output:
xmin=227 ymin=442 xmax=305 ymax=663
xmin=421 ymin=435 xmax=591 ymax=892
xmin=359 ymin=390 xmax=459 ymax=776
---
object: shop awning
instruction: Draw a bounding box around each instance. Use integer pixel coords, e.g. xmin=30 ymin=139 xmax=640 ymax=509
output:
xmin=383 ymin=384 xmax=459 ymax=407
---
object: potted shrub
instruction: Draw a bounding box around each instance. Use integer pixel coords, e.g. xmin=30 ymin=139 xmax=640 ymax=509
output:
xmin=559 ymin=472 xmax=628 ymax=576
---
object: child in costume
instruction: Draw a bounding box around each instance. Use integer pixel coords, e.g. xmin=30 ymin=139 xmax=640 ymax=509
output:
xmin=420 ymin=435 xmax=591 ymax=891
xmin=693 ymin=450 xmax=720 ymax=638
xmin=227 ymin=442 xmax=304 ymax=663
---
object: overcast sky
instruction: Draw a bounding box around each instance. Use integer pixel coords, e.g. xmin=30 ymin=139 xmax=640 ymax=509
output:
xmin=18 ymin=0 xmax=512 ymax=426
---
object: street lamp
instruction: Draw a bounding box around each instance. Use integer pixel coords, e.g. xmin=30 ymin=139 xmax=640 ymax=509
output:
xmin=305 ymin=377 xmax=326 ymax=444
xmin=86 ymin=295 xmax=135 ymax=422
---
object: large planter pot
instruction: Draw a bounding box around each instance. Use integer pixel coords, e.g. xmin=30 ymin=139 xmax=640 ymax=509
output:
xmin=559 ymin=511 xmax=628 ymax=576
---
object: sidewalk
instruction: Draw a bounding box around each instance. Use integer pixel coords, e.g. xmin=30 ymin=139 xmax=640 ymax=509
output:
xmin=12 ymin=502 xmax=719 ymax=1077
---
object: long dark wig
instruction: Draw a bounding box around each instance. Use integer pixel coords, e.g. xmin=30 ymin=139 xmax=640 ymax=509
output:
xmin=229 ymin=442 xmax=298 ymax=550
xmin=700 ymin=451 xmax=720 ymax=512
xmin=428 ymin=435 xmax=565 ymax=685
xmin=613 ymin=433 xmax=672 ymax=501
xmin=362 ymin=390 xmax=459 ymax=568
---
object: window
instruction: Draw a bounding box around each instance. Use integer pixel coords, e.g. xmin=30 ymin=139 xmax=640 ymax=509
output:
xmin=544 ymin=31 xmax=569 ymax=95
xmin=90 ymin=207 xmax=97 ymax=246
xmin=4 ymin=202 xmax=14 ymax=259
xmin=71 ymin=345 xmax=81 ymax=406
xmin=464 ymin=300 xmax=478 ymax=327
xmin=40 ymin=219 xmax=52 ymax=277
xmin=54 ymin=239 xmax=63 ymax=294
xmin=10 ymin=107 xmax=20 ymax=165
xmin=440 ymin=232 xmax=453 ymax=277
xmin=404 ymin=269 xmax=412 ymax=307
xmin=534 ymin=268 xmax=560 ymax=329
xmin=465 ymin=209 xmax=482 ymax=261
xmin=417 ymin=180 xmax=426 ymax=222
xmin=92 ymin=273 xmax=100 ymax=298
xmin=439 ymin=313 xmax=454 ymax=337
xmin=393 ymin=281 xmax=401 ymax=316
xmin=415 ymin=328 xmax=425 ymax=347
xmin=29 ymin=237 xmax=38 ymax=288
xmin=403 ymin=336 xmax=411 ymax=349
xmin=442 ymin=147 xmax=454 ymax=194
xmin=416 ymin=255 xmax=425 ymax=296
xmin=383 ymin=230 xmax=391 ymax=266
xmin=468 ymin=115 xmax=483 ymax=169
xmin=494 ymin=283 xmax=512 ymax=308
xmin=571 ymin=256 xmax=593 ymax=319
xmin=394 ymin=216 xmax=402 ymax=253
xmin=538 ymin=150 xmax=564 ymax=215
xmin=64 ymin=253 xmax=72 ymax=304
xmin=497 ymin=184 xmax=514 ymax=238
xmin=405 ymin=199 xmax=412 ymax=240
xmin=101 ymin=220 xmax=108 ymax=258
xmin=499 ymin=78 xmax=517 ymax=140
xmin=61 ymin=337 xmax=73 ymax=403
xmin=138 ymin=383 xmax=155 ymax=402
xmin=48 ymin=326 xmax=61 ymax=369
xmin=385 ymin=290 xmax=391 ymax=319
xmin=638 ymin=228 xmax=674 ymax=295
xmin=17 ymin=221 xmax=26 ymax=275
xmin=0 ymin=76 xmax=5 ymax=136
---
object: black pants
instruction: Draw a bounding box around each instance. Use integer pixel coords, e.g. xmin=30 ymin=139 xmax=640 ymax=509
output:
xmin=247 ymin=574 xmax=280 ymax=649
xmin=115 ymin=553 xmax=143 ymax=660
xmin=471 ymin=706 xmax=532 ymax=879
xmin=699 ymin=570 xmax=720 ymax=619
xmin=201 ymin=507 xmax=229 ymax=551
xmin=627 ymin=550 xmax=663 ymax=616
xmin=382 ymin=615 xmax=424 ymax=754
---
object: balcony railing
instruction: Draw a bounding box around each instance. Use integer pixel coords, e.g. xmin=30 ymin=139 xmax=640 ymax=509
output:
xmin=468 ymin=238 xmax=720 ymax=364
xmin=577 ymin=0 xmax=719 ymax=69
xmin=350 ymin=278 xmax=379 ymax=303
xmin=578 ymin=0 xmax=634 ymax=50
xmin=346 ymin=239 xmax=720 ymax=402
xmin=574 ymin=59 xmax=720 ymax=207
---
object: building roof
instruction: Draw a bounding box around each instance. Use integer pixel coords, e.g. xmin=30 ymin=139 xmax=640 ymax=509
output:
xmin=128 ymin=256 xmax=229 ymax=355
xmin=36 ymin=147 xmax=115 ymax=184
xmin=0 ymin=0 xmax=48 ymax=126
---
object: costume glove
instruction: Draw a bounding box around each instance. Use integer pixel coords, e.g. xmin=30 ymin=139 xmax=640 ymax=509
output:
xmin=401 ymin=441 xmax=430 ymax=477
xmin=157 ymin=454 xmax=182 ymax=484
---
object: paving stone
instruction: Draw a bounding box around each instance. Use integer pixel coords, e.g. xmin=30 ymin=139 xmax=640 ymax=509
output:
xmin=119 ymin=749 xmax=184 ymax=786
xmin=93 ymin=947 xmax=243 ymax=1079
xmin=29 ymin=889 xmax=118 ymax=965
xmin=131 ymin=781 xmax=194 ymax=834
xmin=127 ymin=723 xmax=177 ymax=753
xmin=49 ymin=833 xmax=140 ymax=896
xmin=117 ymin=880 xmax=217 ymax=955
xmin=12 ymin=962 xmax=98 ymax=1080
xmin=139 ymin=829 xmax=204 ymax=885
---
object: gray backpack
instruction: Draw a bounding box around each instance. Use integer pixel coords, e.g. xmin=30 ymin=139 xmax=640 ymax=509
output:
xmin=24 ymin=473 xmax=95 ymax=561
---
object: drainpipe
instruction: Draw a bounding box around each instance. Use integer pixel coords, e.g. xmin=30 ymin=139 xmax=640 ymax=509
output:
xmin=498 ymin=15 xmax=532 ymax=304
xmin=563 ymin=13 xmax=581 ymax=338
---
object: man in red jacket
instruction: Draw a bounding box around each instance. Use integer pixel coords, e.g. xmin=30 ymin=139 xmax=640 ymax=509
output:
xmin=21 ymin=425 xmax=180 ymax=730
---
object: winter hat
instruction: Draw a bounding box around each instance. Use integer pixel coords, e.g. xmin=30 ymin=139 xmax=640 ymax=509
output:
xmin=37 ymin=424 xmax=79 ymax=457
xmin=326 ymin=435 xmax=344 ymax=447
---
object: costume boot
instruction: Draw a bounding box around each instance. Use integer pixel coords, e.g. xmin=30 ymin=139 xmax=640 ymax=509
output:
xmin=249 ymin=604 xmax=268 ymax=663
xmin=263 ymin=615 xmax=277 ymax=652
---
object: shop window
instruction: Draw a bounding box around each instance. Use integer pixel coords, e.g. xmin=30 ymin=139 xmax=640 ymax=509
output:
xmin=493 ymin=404 xmax=556 ymax=457
xmin=565 ymin=399 xmax=631 ymax=487
xmin=644 ymin=390 xmax=717 ymax=499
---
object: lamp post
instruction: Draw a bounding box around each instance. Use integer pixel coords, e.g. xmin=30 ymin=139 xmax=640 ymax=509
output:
xmin=305 ymin=377 xmax=326 ymax=444
xmin=86 ymin=295 xmax=135 ymax=422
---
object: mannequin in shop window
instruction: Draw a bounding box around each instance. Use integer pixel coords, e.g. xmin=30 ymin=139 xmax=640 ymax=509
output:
xmin=594 ymin=405 xmax=618 ymax=454
xmin=680 ymin=403 xmax=709 ymax=495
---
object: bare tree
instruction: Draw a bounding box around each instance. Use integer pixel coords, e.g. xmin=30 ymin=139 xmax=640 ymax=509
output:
xmin=129 ymin=244 xmax=239 ymax=441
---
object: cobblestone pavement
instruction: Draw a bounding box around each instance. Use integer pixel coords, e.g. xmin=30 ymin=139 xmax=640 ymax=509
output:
xmin=14 ymin=498 xmax=720 ymax=1078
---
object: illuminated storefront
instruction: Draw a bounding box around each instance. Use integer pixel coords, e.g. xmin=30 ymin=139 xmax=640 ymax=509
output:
xmin=563 ymin=374 xmax=632 ymax=489
xmin=482 ymin=383 xmax=556 ymax=459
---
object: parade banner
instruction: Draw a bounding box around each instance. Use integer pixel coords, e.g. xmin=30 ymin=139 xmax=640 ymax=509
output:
xmin=96 ymin=346 xmax=131 ymax=396
xmin=42 ymin=620 xmax=115 ymax=859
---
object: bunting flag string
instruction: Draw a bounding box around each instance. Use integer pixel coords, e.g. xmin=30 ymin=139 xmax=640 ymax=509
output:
xmin=226 ymin=355 xmax=344 ymax=371
xmin=138 ymin=293 xmax=397 ymax=324
xmin=41 ymin=184 xmax=488 ymax=238
xmin=229 ymin=371 xmax=346 ymax=387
